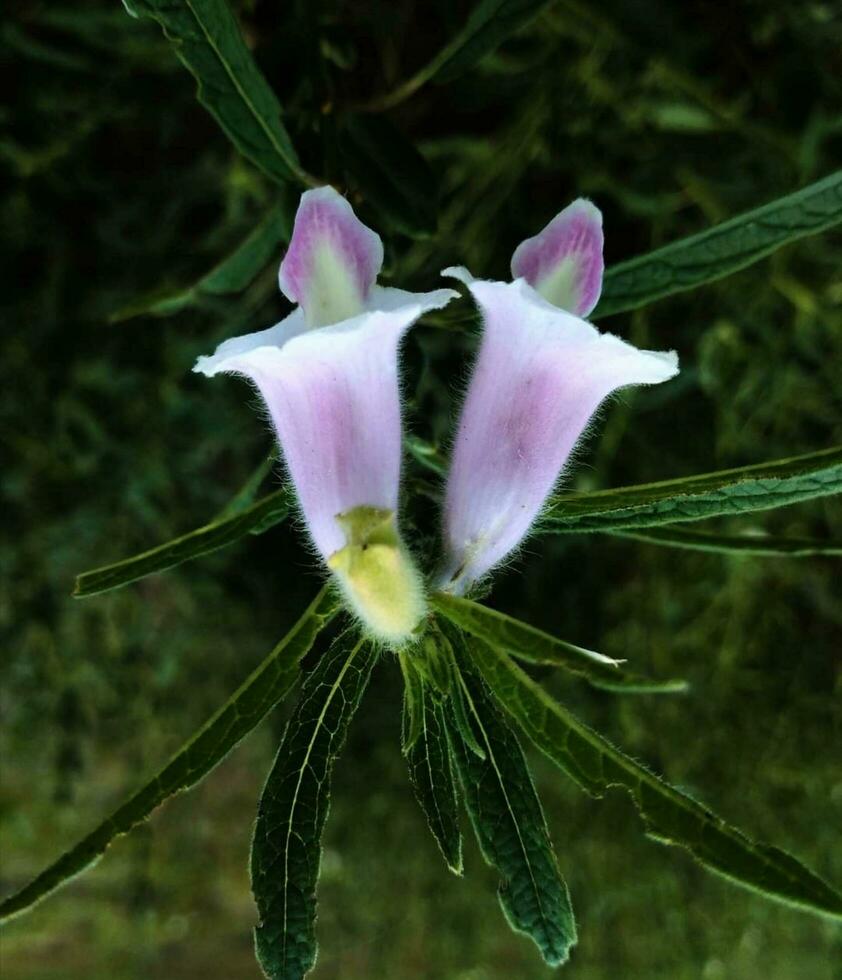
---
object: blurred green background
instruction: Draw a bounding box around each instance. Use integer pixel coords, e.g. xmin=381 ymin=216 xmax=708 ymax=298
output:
xmin=2 ymin=0 xmax=841 ymax=977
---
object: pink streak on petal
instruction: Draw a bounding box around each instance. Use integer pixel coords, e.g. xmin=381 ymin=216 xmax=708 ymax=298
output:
xmin=510 ymin=199 xmax=604 ymax=317
xmin=442 ymin=278 xmax=677 ymax=592
xmin=278 ymin=185 xmax=384 ymax=324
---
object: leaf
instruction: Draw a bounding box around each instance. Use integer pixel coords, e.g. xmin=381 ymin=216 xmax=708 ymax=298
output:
xmin=404 ymin=433 xmax=448 ymax=475
xmin=0 ymin=588 xmax=339 ymax=923
xmin=199 ymin=201 xmax=292 ymax=294
xmin=251 ymin=632 xmax=378 ymax=980
xmin=73 ymin=487 xmax=292 ymax=597
xmin=416 ymin=626 xmax=457 ymax=697
xmin=448 ymin=666 xmax=487 ymax=760
xmin=445 ymin=662 xmax=577 ymax=966
xmin=111 ymin=200 xmax=292 ymax=321
xmin=121 ymin=0 xmax=310 ymax=186
xmin=402 ymin=678 xmax=463 ymax=875
xmin=363 ymin=0 xmax=555 ymax=109
xmin=422 ymin=622 xmax=487 ymax=757
xmin=76 ymin=433 xmax=441 ymax=600
xmin=609 ymin=525 xmax=842 ymax=557
xmin=214 ymin=452 xmax=275 ymax=520
xmin=398 ymin=650 xmax=425 ymax=753
xmin=342 ymin=114 xmax=438 ymax=237
xmin=595 ymin=170 xmax=842 ymax=317
xmin=434 ymin=593 xmax=687 ymax=694
xmin=472 ymin=639 xmax=842 ymax=920
xmin=545 ymin=446 xmax=842 ymax=533
xmin=80 ymin=447 xmax=840 ymax=601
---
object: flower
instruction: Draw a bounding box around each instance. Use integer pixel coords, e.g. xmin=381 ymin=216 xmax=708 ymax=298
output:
xmin=195 ymin=186 xmax=456 ymax=643
xmin=439 ymin=199 xmax=679 ymax=594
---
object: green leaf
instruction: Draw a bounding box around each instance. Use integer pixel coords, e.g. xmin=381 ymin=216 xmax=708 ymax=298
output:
xmin=445 ymin=662 xmax=577 ymax=966
xmin=448 ymin=666 xmax=487 ymax=760
xmin=82 ymin=447 xmax=839 ymax=601
xmin=214 ymin=452 xmax=275 ymax=520
xmin=398 ymin=650 xmax=426 ymax=753
xmin=402 ymin=678 xmax=463 ymax=875
xmin=0 ymin=588 xmax=339 ymax=923
xmin=433 ymin=593 xmax=687 ymax=694
xmin=416 ymin=626 xmax=458 ymax=696
xmin=363 ymin=0 xmax=554 ymax=109
xmin=75 ymin=432 xmax=444 ymax=601
xmin=251 ymin=632 xmax=378 ymax=980
xmin=609 ymin=525 xmax=842 ymax=557
xmin=472 ymin=639 xmax=842 ymax=920
xmin=73 ymin=429 xmax=443 ymax=600
xmin=404 ymin=433 xmax=448 ymax=476
xmin=342 ymin=114 xmax=438 ymax=237
xmin=595 ymin=170 xmax=842 ymax=317
xmin=545 ymin=446 xmax=842 ymax=533
xmin=73 ymin=487 xmax=292 ymax=597
xmin=121 ymin=0 xmax=310 ymax=186
xmin=111 ymin=200 xmax=293 ymax=321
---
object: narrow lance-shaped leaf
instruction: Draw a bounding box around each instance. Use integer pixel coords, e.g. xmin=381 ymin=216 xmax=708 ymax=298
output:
xmin=472 ymin=639 xmax=842 ymax=920
xmin=608 ymin=525 xmax=842 ymax=557
xmin=81 ymin=446 xmax=841 ymax=600
xmin=545 ymin=446 xmax=842 ymax=533
xmin=75 ymin=429 xmax=441 ymax=602
xmin=363 ymin=0 xmax=555 ymax=110
xmin=595 ymin=170 xmax=842 ymax=317
xmin=214 ymin=452 xmax=275 ymax=520
xmin=73 ymin=487 xmax=292 ymax=598
xmin=398 ymin=650 xmax=425 ymax=753
xmin=401 ymin=672 xmax=463 ymax=875
xmin=447 ymin=665 xmax=487 ymax=760
xmin=445 ymin=660 xmax=577 ymax=966
xmin=111 ymin=200 xmax=293 ymax=321
xmin=0 ymin=588 xmax=340 ymax=923
xmin=433 ymin=593 xmax=687 ymax=694
xmin=251 ymin=632 xmax=378 ymax=980
xmin=121 ymin=0 xmax=311 ymax=186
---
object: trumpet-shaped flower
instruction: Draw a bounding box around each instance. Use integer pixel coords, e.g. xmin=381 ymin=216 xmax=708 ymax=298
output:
xmin=440 ymin=199 xmax=678 ymax=594
xmin=195 ymin=186 xmax=456 ymax=643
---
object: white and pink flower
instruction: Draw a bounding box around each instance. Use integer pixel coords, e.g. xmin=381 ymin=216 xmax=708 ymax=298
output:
xmin=195 ymin=186 xmax=456 ymax=642
xmin=439 ymin=200 xmax=678 ymax=593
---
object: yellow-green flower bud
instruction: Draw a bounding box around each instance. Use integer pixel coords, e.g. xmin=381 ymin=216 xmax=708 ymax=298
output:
xmin=328 ymin=506 xmax=426 ymax=646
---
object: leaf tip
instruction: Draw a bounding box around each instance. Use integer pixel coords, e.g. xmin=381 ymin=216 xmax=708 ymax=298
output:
xmin=447 ymin=856 xmax=465 ymax=877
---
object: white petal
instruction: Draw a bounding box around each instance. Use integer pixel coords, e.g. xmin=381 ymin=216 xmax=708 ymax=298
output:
xmin=369 ymin=284 xmax=459 ymax=315
xmin=192 ymin=308 xmax=305 ymax=378
xmin=441 ymin=265 xmax=477 ymax=287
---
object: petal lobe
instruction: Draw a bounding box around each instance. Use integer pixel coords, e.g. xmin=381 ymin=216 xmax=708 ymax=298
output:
xmin=278 ymin=186 xmax=384 ymax=327
xmin=510 ymin=199 xmax=604 ymax=317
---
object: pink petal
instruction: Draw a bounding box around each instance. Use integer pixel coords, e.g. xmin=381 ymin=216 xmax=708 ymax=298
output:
xmin=510 ymin=199 xmax=604 ymax=317
xmin=278 ymin=186 xmax=384 ymax=327
xmin=440 ymin=276 xmax=678 ymax=593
